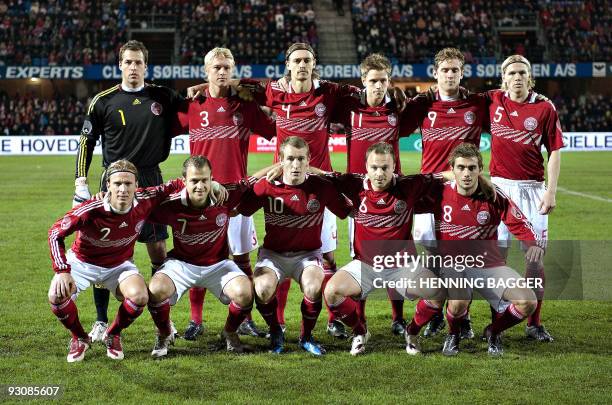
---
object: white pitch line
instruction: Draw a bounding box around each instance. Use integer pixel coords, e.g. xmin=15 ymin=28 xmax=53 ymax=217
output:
xmin=557 ymin=187 xmax=612 ymax=203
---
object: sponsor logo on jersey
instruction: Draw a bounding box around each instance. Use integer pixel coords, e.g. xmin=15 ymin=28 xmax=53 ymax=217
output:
xmin=476 ymin=210 xmax=490 ymax=224
xmin=511 ymin=206 xmax=523 ymax=220
xmin=217 ymin=106 xmax=226 ymax=112
xmin=119 ymin=221 xmax=128 ymax=228
xmin=132 ymin=98 xmax=141 ymax=105
xmin=135 ymin=220 xmax=145 ymax=233
xmin=299 ymin=101 xmax=308 ymax=107
xmin=461 ymin=204 xmax=471 ymax=211
xmin=61 ymin=216 xmax=72 ymax=230
xmin=150 ymin=102 xmax=163 ymax=116
xmin=387 ymin=114 xmax=397 ymax=126
xmin=307 ymin=199 xmax=320 ymax=213
xmin=377 ymin=198 xmax=386 ymax=205
xmin=216 ymin=213 xmax=228 ymax=227
xmin=510 ymin=111 xmax=519 ymax=117
xmin=524 ymin=117 xmax=538 ymax=131
xmin=199 ymin=215 xmax=207 ymax=221
xmin=314 ymin=103 xmax=326 ymax=117
xmin=232 ymin=112 xmax=243 ymax=126
xmin=81 ymin=120 xmax=92 ymax=135
xmin=464 ymin=111 xmax=476 ymax=125
xmin=291 ymin=194 xmax=300 ymax=201
xmin=447 ymin=108 xmax=456 ymax=114
xmin=394 ymin=200 xmax=407 ymax=214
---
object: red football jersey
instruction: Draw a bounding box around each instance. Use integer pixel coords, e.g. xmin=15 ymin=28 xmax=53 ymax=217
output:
xmin=238 ymin=175 xmax=350 ymax=252
xmin=488 ymin=91 xmax=565 ymax=181
xmin=176 ymin=89 xmax=276 ymax=183
xmin=416 ymin=181 xmax=544 ymax=267
xmin=333 ymin=92 xmax=426 ymax=174
xmin=149 ymin=179 xmax=254 ymax=266
xmin=328 ymin=173 xmax=444 ymax=262
xmin=256 ymin=79 xmax=356 ymax=171
xmin=409 ymin=91 xmax=488 ymax=173
xmin=48 ymin=180 xmax=183 ymax=273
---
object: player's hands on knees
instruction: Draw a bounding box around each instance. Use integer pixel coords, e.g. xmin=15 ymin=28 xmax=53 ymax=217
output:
xmin=73 ymin=177 xmax=91 ymax=208
xmin=211 ymin=181 xmax=228 ymax=205
xmin=478 ymin=175 xmax=497 ymax=202
xmin=389 ymin=87 xmax=407 ymax=112
xmin=525 ymin=246 xmax=545 ymax=263
xmin=538 ymin=190 xmax=556 ymax=214
xmin=186 ymin=83 xmax=208 ymax=99
xmin=55 ymin=273 xmax=76 ymax=299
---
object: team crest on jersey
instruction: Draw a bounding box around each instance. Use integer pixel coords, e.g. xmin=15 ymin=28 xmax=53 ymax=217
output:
xmin=524 ymin=117 xmax=538 ymax=131
xmin=476 ymin=210 xmax=490 ymax=225
xmin=307 ymin=199 xmax=321 ymax=213
xmin=387 ymin=114 xmax=397 ymax=126
xmin=81 ymin=120 xmax=92 ymax=135
xmin=511 ymin=206 xmax=523 ymax=220
xmin=232 ymin=112 xmax=243 ymax=126
xmin=135 ymin=220 xmax=145 ymax=233
xmin=61 ymin=216 xmax=72 ymax=230
xmin=394 ymin=200 xmax=407 ymax=214
xmin=216 ymin=213 xmax=228 ymax=227
xmin=150 ymin=102 xmax=163 ymax=116
xmin=314 ymin=103 xmax=326 ymax=117
xmin=464 ymin=111 xmax=476 ymax=125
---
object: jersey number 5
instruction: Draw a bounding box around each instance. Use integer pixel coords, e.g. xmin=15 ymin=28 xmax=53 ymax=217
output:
xmin=493 ymin=106 xmax=504 ymax=123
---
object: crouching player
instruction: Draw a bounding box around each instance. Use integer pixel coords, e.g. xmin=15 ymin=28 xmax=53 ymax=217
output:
xmin=416 ymin=143 xmax=544 ymax=356
xmin=48 ymin=160 xmax=182 ymax=362
xmin=322 ymin=142 xmax=452 ymax=356
xmin=238 ymin=136 xmax=351 ymax=356
xmin=146 ymin=156 xmax=272 ymax=357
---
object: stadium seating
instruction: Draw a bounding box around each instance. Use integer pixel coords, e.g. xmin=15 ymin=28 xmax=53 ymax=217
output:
xmin=177 ymin=1 xmax=318 ymax=65
xmin=0 ymin=91 xmax=86 ymax=135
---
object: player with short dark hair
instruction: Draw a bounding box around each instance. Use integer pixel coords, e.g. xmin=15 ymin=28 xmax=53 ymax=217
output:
xmin=176 ymin=47 xmax=276 ymax=341
xmin=488 ymin=54 xmax=564 ymax=342
xmin=331 ymin=53 xmax=433 ymax=338
xmin=48 ymin=160 xmax=182 ymax=362
xmin=415 ymin=143 xmax=543 ymax=356
xmin=321 ymin=143 xmax=455 ymax=355
xmin=146 ymin=155 xmax=273 ymax=357
xmin=74 ymin=40 xmax=184 ymax=343
xmin=238 ymin=136 xmax=351 ymax=356
xmin=410 ymin=47 xmax=490 ymax=339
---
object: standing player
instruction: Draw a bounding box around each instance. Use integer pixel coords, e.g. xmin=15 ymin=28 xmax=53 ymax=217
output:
xmin=488 ymin=55 xmax=564 ymax=342
xmin=409 ymin=48 xmax=489 ymax=338
xmin=146 ymin=156 xmax=274 ymax=357
xmin=176 ymin=47 xmax=276 ymax=340
xmin=332 ymin=53 xmax=431 ymax=337
xmin=322 ymin=142 xmax=453 ymax=355
xmin=238 ymin=136 xmax=351 ymax=355
xmin=48 ymin=160 xmax=182 ymax=362
xmin=74 ymin=40 xmax=183 ymax=342
xmin=415 ymin=143 xmax=543 ymax=356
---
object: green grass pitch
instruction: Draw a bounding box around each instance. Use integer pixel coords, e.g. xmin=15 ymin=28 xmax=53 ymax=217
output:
xmin=0 ymin=151 xmax=610 ymax=404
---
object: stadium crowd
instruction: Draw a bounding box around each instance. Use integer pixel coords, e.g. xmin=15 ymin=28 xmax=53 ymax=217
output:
xmin=177 ymin=0 xmax=318 ymax=64
xmin=1 ymin=90 xmax=609 ymax=136
xmin=0 ymin=91 xmax=86 ymax=135
xmin=0 ymin=0 xmax=128 ymax=66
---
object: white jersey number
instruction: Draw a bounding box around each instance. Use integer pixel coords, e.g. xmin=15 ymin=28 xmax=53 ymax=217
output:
xmin=428 ymin=111 xmax=437 ymax=127
xmin=443 ymin=205 xmax=453 ymax=222
xmin=200 ymin=111 xmax=209 ymax=127
xmin=268 ymin=197 xmax=284 ymax=214
xmin=493 ymin=106 xmax=504 ymax=123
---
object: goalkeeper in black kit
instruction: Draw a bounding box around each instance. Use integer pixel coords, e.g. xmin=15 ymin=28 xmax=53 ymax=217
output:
xmin=73 ymin=40 xmax=183 ymax=342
